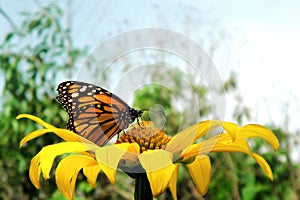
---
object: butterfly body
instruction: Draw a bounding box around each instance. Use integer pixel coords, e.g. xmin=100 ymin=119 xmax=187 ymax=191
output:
xmin=56 ymin=81 xmax=143 ymax=146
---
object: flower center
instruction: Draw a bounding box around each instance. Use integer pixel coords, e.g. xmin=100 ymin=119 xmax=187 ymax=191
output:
xmin=115 ymin=122 xmax=171 ymax=152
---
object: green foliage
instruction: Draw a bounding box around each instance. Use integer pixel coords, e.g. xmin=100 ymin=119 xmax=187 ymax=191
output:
xmin=133 ymin=69 xmax=211 ymax=135
xmin=0 ymin=3 xmax=85 ymax=199
xmin=205 ymin=126 xmax=299 ymax=200
xmin=133 ymin=84 xmax=178 ymax=134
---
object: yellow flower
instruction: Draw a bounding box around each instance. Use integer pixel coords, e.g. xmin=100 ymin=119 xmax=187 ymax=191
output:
xmin=18 ymin=114 xmax=279 ymax=200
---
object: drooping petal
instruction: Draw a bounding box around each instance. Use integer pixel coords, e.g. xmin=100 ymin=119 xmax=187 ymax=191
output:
xmin=169 ymin=164 xmax=179 ymax=200
xmin=83 ymin=164 xmax=102 ymax=187
xmin=29 ymin=152 xmax=42 ymax=189
xmin=182 ymin=134 xmax=275 ymax=181
xmin=56 ymin=155 xmax=98 ymax=200
xmin=238 ymin=124 xmax=280 ymax=150
xmin=193 ymin=120 xmax=223 ymax=141
xmin=186 ymin=155 xmax=211 ymax=196
xmin=20 ymin=129 xmax=55 ymax=147
xmin=95 ymin=143 xmax=139 ymax=184
xmin=251 ymin=153 xmax=274 ymax=180
xmin=221 ymin=122 xmax=279 ymax=149
xmin=165 ymin=124 xmax=198 ymax=153
xmin=209 ymin=139 xmax=251 ymax=154
xmin=20 ymin=128 xmax=90 ymax=147
xmin=220 ymin=122 xmax=239 ymax=141
xmin=17 ymin=114 xmax=93 ymax=145
xmin=17 ymin=114 xmax=56 ymax=129
xmin=166 ymin=120 xmax=219 ymax=153
xmin=181 ymin=134 xmax=251 ymax=159
xmin=38 ymin=142 xmax=92 ymax=179
xmin=138 ymin=150 xmax=176 ymax=197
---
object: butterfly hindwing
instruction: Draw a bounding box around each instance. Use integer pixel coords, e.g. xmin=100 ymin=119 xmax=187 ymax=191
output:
xmin=56 ymin=81 xmax=143 ymax=146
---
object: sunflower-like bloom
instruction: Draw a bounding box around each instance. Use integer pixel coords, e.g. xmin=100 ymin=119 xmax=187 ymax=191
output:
xmin=18 ymin=114 xmax=279 ymax=200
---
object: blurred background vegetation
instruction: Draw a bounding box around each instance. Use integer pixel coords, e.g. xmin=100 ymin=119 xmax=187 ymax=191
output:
xmin=0 ymin=2 xmax=299 ymax=200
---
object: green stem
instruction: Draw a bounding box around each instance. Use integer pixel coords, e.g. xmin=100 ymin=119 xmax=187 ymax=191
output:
xmin=134 ymin=173 xmax=153 ymax=200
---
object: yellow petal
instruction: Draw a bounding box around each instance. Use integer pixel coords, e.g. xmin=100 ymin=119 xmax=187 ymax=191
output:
xmin=29 ymin=152 xmax=42 ymax=189
xmin=181 ymin=134 xmax=251 ymax=158
xmin=16 ymin=114 xmax=56 ymax=129
xmin=187 ymin=155 xmax=211 ymax=196
xmin=183 ymin=134 xmax=274 ymax=181
xmin=138 ymin=150 xmax=176 ymax=197
xmin=20 ymin=129 xmax=53 ymax=147
xmin=17 ymin=114 xmax=93 ymax=145
xmin=193 ymin=120 xmax=223 ymax=140
xmin=166 ymin=120 xmax=219 ymax=153
xmin=119 ymin=143 xmax=140 ymax=168
xmin=239 ymin=124 xmax=280 ymax=150
xmin=39 ymin=142 xmax=91 ymax=179
xmin=211 ymin=140 xmax=251 ymax=154
xmin=121 ymin=142 xmax=140 ymax=155
xmin=20 ymin=128 xmax=90 ymax=147
xmin=251 ymin=153 xmax=274 ymax=180
xmin=47 ymin=128 xmax=87 ymax=143
xmin=95 ymin=143 xmax=138 ymax=184
xmin=221 ymin=122 xmax=239 ymax=141
xmin=165 ymin=125 xmax=197 ymax=154
xmin=169 ymin=164 xmax=179 ymax=200
xmin=83 ymin=164 xmax=102 ymax=187
xmin=56 ymin=155 xmax=97 ymax=199
xmin=180 ymin=134 xmax=225 ymax=158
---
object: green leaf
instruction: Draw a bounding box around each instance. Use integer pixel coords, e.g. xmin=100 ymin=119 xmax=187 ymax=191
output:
xmin=28 ymin=19 xmax=40 ymax=32
xmin=78 ymin=182 xmax=94 ymax=193
xmin=5 ymin=32 xmax=14 ymax=42
xmin=45 ymin=18 xmax=51 ymax=28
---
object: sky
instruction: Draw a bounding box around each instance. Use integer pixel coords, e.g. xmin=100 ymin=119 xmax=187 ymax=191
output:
xmin=1 ymin=0 xmax=300 ymax=157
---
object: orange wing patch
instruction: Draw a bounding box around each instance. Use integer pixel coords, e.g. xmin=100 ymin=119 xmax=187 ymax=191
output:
xmin=56 ymin=81 xmax=143 ymax=146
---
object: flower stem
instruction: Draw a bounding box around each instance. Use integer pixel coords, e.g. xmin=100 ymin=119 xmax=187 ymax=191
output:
xmin=134 ymin=173 xmax=153 ymax=200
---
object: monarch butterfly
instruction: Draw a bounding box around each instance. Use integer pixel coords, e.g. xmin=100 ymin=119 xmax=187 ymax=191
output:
xmin=56 ymin=81 xmax=143 ymax=146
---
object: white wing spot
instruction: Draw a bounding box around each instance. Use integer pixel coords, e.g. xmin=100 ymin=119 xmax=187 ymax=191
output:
xmin=79 ymin=86 xmax=87 ymax=92
xmin=71 ymin=92 xmax=79 ymax=98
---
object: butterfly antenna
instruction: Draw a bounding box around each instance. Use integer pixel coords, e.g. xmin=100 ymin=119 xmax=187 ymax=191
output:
xmin=140 ymin=108 xmax=167 ymax=118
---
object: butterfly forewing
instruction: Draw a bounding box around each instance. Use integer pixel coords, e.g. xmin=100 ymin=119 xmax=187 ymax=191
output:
xmin=56 ymin=81 xmax=143 ymax=146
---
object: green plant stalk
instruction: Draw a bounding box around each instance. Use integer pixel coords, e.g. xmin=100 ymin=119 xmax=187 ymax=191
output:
xmin=134 ymin=173 xmax=153 ymax=200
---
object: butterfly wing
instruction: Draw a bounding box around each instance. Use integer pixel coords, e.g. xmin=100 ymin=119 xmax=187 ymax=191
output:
xmin=56 ymin=81 xmax=142 ymax=146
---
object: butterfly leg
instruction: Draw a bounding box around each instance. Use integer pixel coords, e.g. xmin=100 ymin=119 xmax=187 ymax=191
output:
xmin=118 ymin=131 xmax=125 ymax=139
xmin=137 ymin=117 xmax=145 ymax=128
xmin=117 ymin=132 xmax=123 ymax=139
